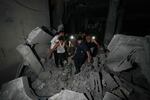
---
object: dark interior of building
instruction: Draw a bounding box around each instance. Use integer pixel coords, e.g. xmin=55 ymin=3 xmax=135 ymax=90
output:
xmin=0 ymin=0 xmax=150 ymax=100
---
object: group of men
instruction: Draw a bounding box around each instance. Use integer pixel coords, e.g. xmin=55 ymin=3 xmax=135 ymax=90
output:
xmin=48 ymin=31 xmax=100 ymax=74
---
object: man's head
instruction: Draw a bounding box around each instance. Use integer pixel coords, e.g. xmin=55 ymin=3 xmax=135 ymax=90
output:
xmin=85 ymin=35 xmax=92 ymax=43
xmin=59 ymin=31 xmax=65 ymax=36
xmin=77 ymin=36 xmax=83 ymax=44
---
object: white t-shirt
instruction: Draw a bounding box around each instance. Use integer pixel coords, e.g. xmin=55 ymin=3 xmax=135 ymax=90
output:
xmin=50 ymin=35 xmax=59 ymax=49
xmin=57 ymin=42 xmax=65 ymax=53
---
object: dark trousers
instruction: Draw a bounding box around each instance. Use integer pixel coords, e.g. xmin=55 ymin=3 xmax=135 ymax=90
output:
xmin=92 ymin=46 xmax=98 ymax=57
xmin=74 ymin=56 xmax=86 ymax=72
xmin=54 ymin=50 xmax=59 ymax=67
xmin=57 ymin=53 xmax=66 ymax=67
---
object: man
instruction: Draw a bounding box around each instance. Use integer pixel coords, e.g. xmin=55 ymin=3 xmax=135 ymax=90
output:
xmin=56 ymin=36 xmax=67 ymax=67
xmin=74 ymin=36 xmax=91 ymax=74
xmin=85 ymin=35 xmax=100 ymax=57
xmin=48 ymin=31 xmax=65 ymax=67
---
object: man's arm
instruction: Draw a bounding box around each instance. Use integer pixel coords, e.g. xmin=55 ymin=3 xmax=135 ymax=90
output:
xmin=92 ymin=39 xmax=100 ymax=48
xmin=51 ymin=35 xmax=58 ymax=43
xmin=86 ymin=51 xmax=91 ymax=63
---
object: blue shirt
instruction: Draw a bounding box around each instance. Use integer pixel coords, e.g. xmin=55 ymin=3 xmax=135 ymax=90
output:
xmin=75 ymin=42 xmax=89 ymax=58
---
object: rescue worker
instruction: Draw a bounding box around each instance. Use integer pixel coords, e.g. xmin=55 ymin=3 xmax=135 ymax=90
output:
xmin=74 ymin=36 xmax=91 ymax=74
xmin=85 ymin=35 xmax=100 ymax=57
xmin=48 ymin=31 xmax=65 ymax=67
xmin=56 ymin=36 xmax=67 ymax=67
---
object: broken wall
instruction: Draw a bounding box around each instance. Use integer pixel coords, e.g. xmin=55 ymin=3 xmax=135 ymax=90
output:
xmin=106 ymin=34 xmax=150 ymax=83
xmin=0 ymin=0 xmax=50 ymax=86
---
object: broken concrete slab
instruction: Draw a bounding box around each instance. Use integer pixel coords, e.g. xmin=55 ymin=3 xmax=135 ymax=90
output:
xmin=38 ymin=71 xmax=51 ymax=81
xmin=145 ymin=35 xmax=150 ymax=40
xmin=48 ymin=90 xmax=88 ymax=100
xmin=107 ymin=34 xmax=144 ymax=52
xmin=34 ymin=44 xmax=49 ymax=61
xmin=16 ymin=44 xmax=44 ymax=75
xmin=102 ymin=70 xmax=118 ymax=90
xmin=119 ymin=77 xmax=150 ymax=100
xmin=112 ymin=88 xmax=126 ymax=99
xmin=106 ymin=34 xmax=150 ymax=84
xmin=142 ymin=38 xmax=150 ymax=83
xmin=32 ymin=79 xmax=45 ymax=90
xmin=26 ymin=27 xmax=52 ymax=59
xmin=0 ymin=77 xmax=38 ymax=100
xmin=27 ymin=27 xmax=52 ymax=45
xmin=106 ymin=57 xmax=133 ymax=72
xmin=106 ymin=34 xmax=144 ymax=64
xmin=103 ymin=92 xmax=122 ymax=100
xmin=113 ymin=76 xmax=133 ymax=98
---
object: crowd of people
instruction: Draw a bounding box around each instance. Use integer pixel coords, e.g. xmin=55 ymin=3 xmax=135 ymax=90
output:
xmin=48 ymin=31 xmax=100 ymax=74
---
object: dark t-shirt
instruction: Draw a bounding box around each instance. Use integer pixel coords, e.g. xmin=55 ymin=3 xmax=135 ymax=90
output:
xmin=75 ymin=42 xmax=89 ymax=58
xmin=86 ymin=42 xmax=97 ymax=48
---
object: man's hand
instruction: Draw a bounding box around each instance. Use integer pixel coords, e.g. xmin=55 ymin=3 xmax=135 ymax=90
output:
xmin=92 ymin=39 xmax=100 ymax=48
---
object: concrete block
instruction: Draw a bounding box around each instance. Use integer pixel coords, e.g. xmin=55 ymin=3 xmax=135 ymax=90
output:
xmin=103 ymin=92 xmax=122 ymax=100
xmin=0 ymin=77 xmax=38 ymax=100
xmin=112 ymin=88 xmax=126 ymax=99
xmin=108 ymin=34 xmax=144 ymax=52
xmin=27 ymin=27 xmax=52 ymax=45
xmin=107 ymin=34 xmax=144 ymax=63
xmin=16 ymin=44 xmax=43 ymax=75
xmin=48 ymin=90 xmax=88 ymax=100
xmin=34 ymin=44 xmax=49 ymax=59
xmin=38 ymin=71 xmax=51 ymax=80
xmin=106 ymin=34 xmax=150 ymax=83
xmin=107 ymin=56 xmax=133 ymax=72
xmin=102 ymin=70 xmax=118 ymax=90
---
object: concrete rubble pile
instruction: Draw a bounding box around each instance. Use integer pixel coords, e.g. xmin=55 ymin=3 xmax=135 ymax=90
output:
xmin=27 ymin=27 xmax=52 ymax=61
xmin=0 ymin=32 xmax=150 ymax=100
xmin=16 ymin=27 xmax=52 ymax=81
xmin=48 ymin=89 xmax=88 ymax=100
xmin=0 ymin=77 xmax=38 ymax=100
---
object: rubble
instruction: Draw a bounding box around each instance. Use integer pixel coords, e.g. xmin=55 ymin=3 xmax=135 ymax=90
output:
xmin=16 ymin=44 xmax=44 ymax=75
xmin=101 ymin=70 xmax=118 ymax=90
xmin=106 ymin=34 xmax=150 ymax=83
xmin=27 ymin=27 xmax=52 ymax=61
xmin=103 ymin=92 xmax=122 ymax=100
xmin=27 ymin=27 xmax=52 ymax=45
xmin=0 ymin=77 xmax=38 ymax=100
xmin=2 ymin=31 xmax=150 ymax=100
xmin=48 ymin=89 xmax=87 ymax=100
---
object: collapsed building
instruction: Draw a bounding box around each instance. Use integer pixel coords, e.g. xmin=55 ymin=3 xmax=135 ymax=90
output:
xmin=0 ymin=0 xmax=150 ymax=100
xmin=0 ymin=27 xmax=150 ymax=100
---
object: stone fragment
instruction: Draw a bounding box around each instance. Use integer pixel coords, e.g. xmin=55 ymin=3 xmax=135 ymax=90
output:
xmin=48 ymin=90 xmax=88 ymax=100
xmin=0 ymin=77 xmax=38 ymax=100
xmin=16 ymin=44 xmax=43 ymax=75
xmin=102 ymin=70 xmax=118 ymax=90
xmin=32 ymin=79 xmax=45 ymax=90
xmin=38 ymin=71 xmax=51 ymax=81
xmin=106 ymin=49 xmax=134 ymax=72
xmin=26 ymin=27 xmax=52 ymax=59
xmin=112 ymin=88 xmax=126 ymax=99
xmin=106 ymin=34 xmax=150 ymax=84
xmin=27 ymin=27 xmax=52 ymax=45
xmin=103 ymin=92 xmax=122 ymax=100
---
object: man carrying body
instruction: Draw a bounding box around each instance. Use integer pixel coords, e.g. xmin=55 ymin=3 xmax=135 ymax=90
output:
xmin=74 ymin=36 xmax=91 ymax=74
xmin=48 ymin=31 xmax=65 ymax=67
xmin=85 ymin=35 xmax=100 ymax=57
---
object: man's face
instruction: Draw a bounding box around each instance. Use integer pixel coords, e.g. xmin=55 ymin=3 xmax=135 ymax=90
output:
xmin=59 ymin=32 xmax=65 ymax=36
xmin=77 ymin=40 xmax=82 ymax=44
xmin=86 ymin=36 xmax=91 ymax=43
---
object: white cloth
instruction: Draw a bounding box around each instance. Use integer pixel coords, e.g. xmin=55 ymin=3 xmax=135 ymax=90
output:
xmin=57 ymin=42 xmax=65 ymax=53
xmin=50 ymin=35 xmax=59 ymax=49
